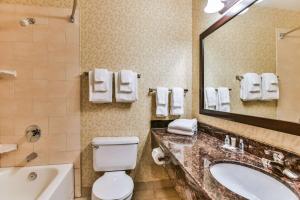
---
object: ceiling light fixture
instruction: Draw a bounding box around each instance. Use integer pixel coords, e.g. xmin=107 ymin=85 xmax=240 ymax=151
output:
xmin=204 ymin=0 xmax=225 ymax=14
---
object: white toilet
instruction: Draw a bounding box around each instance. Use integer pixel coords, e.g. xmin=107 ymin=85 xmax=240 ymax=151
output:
xmin=91 ymin=137 xmax=139 ymax=200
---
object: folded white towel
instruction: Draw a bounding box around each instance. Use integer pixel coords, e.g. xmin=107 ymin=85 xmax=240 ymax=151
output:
xmin=120 ymin=70 xmax=133 ymax=84
xmin=115 ymin=72 xmax=138 ymax=103
xmin=119 ymin=70 xmax=134 ymax=93
xmin=217 ymin=87 xmax=230 ymax=112
xmin=240 ymin=73 xmax=261 ymax=101
xmin=156 ymin=87 xmax=169 ymax=117
xmin=261 ymin=73 xmax=279 ymax=101
xmin=89 ymin=71 xmax=113 ymax=103
xmin=170 ymin=87 xmax=184 ymax=116
xmin=205 ymin=87 xmax=217 ymax=110
xmin=93 ymin=68 xmax=108 ymax=92
xmin=167 ymin=128 xmax=195 ymax=136
xmin=168 ymin=119 xmax=197 ymax=132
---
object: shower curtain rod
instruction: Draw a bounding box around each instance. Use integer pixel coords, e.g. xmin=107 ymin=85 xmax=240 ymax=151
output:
xmin=280 ymin=26 xmax=300 ymax=39
xmin=70 ymin=0 xmax=78 ymax=23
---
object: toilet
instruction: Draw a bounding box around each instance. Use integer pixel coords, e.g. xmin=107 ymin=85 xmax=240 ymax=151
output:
xmin=91 ymin=137 xmax=139 ymax=200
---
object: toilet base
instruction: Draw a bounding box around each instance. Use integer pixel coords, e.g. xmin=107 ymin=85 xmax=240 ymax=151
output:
xmin=92 ymin=193 xmax=132 ymax=200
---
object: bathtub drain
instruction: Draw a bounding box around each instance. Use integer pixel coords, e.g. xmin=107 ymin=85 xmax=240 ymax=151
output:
xmin=28 ymin=172 xmax=37 ymax=181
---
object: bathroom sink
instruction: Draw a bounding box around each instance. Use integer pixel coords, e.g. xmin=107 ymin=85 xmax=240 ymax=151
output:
xmin=210 ymin=162 xmax=299 ymax=200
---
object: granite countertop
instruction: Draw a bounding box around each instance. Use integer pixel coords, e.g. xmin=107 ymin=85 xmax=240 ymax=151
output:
xmin=152 ymin=128 xmax=300 ymax=200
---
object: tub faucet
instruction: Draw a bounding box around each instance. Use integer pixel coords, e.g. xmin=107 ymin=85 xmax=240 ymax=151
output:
xmin=26 ymin=152 xmax=38 ymax=162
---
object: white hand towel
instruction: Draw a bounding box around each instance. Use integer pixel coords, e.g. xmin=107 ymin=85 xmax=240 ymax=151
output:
xmin=93 ymin=68 xmax=108 ymax=92
xmin=89 ymin=71 xmax=113 ymax=103
xmin=115 ymin=72 xmax=138 ymax=103
xmin=240 ymin=73 xmax=261 ymax=101
xmin=205 ymin=87 xmax=217 ymax=110
xmin=120 ymin=70 xmax=133 ymax=84
xmin=168 ymin=119 xmax=197 ymax=132
xmin=170 ymin=87 xmax=184 ymax=116
xmin=217 ymin=87 xmax=230 ymax=112
xmin=261 ymin=73 xmax=279 ymax=101
xmin=156 ymin=87 xmax=169 ymax=117
xmin=167 ymin=128 xmax=195 ymax=136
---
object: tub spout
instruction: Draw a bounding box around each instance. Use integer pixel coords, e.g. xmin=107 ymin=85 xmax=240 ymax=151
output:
xmin=26 ymin=152 xmax=38 ymax=162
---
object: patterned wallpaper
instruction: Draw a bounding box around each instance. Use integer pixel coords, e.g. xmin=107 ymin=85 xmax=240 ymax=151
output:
xmin=193 ymin=0 xmax=300 ymax=155
xmin=2 ymin=0 xmax=193 ymax=189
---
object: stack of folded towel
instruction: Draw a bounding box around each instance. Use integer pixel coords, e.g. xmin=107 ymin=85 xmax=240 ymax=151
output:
xmin=240 ymin=73 xmax=261 ymax=101
xmin=156 ymin=87 xmax=169 ymax=117
xmin=115 ymin=70 xmax=138 ymax=103
xmin=89 ymin=68 xmax=113 ymax=103
xmin=167 ymin=119 xmax=197 ymax=136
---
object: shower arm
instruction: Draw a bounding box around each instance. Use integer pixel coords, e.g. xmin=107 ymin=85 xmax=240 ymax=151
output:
xmin=280 ymin=26 xmax=300 ymax=39
xmin=70 ymin=0 xmax=78 ymax=23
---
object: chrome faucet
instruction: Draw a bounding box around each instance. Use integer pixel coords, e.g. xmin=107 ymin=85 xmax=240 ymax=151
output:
xmin=26 ymin=152 xmax=38 ymax=162
xmin=264 ymin=150 xmax=300 ymax=180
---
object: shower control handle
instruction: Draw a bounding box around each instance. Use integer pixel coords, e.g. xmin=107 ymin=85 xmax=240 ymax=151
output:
xmin=26 ymin=125 xmax=41 ymax=143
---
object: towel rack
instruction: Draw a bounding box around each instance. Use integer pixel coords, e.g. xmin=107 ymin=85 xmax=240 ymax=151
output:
xmin=148 ymin=88 xmax=188 ymax=95
xmin=215 ymin=88 xmax=232 ymax=91
xmin=82 ymin=71 xmax=141 ymax=78
xmin=236 ymin=75 xmax=279 ymax=81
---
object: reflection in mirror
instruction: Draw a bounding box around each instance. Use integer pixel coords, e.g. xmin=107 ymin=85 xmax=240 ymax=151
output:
xmin=203 ymin=0 xmax=300 ymax=124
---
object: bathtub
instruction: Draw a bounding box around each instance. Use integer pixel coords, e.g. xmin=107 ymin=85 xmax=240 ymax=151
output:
xmin=0 ymin=164 xmax=74 ymax=200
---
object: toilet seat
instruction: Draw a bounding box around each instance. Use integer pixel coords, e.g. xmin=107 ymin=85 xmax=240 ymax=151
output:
xmin=92 ymin=171 xmax=133 ymax=200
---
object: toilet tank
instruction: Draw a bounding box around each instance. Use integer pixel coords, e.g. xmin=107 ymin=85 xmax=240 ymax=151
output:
xmin=92 ymin=137 xmax=139 ymax=172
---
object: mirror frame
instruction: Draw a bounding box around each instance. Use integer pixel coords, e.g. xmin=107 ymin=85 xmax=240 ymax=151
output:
xmin=199 ymin=0 xmax=300 ymax=136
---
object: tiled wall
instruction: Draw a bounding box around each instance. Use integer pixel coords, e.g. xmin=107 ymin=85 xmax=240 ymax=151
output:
xmin=192 ymin=0 xmax=300 ymax=155
xmin=0 ymin=3 xmax=81 ymax=196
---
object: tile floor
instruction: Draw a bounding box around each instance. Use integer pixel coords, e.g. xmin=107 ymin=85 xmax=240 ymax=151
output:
xmin=76 ymin=185 xmax=181 ymax=200
xmin=132 ymin=187 xmax=181 ymax=200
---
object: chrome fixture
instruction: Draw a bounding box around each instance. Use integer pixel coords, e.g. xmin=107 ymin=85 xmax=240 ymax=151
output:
xmin=19 ymin=18 xmax=35 ymax=27
xmin=264 ymin=150 xmax=300 ymax=180
xmin=25 ymin=125 xmax=41 ymax=143
xmin=28 ymin=172 xmax=38 ymax=181
xmin=26 ymin=152 xmax=38 ymax=162
xmin=148 ymin=88 xmax=189 ymax=95
xmin=280 ymin=26 xmax=300 ymax=39
xmin=70 ymin=0 xmax=78 ymax=23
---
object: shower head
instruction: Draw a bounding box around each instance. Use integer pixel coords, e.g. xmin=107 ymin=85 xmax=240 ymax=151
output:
xmin=19 ymin=18 xmax=35 ymax=27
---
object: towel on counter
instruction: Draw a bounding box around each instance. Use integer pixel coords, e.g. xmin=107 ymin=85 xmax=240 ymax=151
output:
xmin=119 ymin=70 xmax=134 ymax=93
xmin=115 ymin=71 xmax=138 ymax=103
xmin=261 ymin=73 xmax=279 ymax=100
xmin=168 ymin=118 xmax=197 ymax=132
xmin=240 ymin=73 xmax=261 ymax=101
xmin=167 ymin=128 xmax=195 ymax=136
xmin=170 ymin=87 xmax=184 ymax=116
xmin=89 ymin=70 xmax=113 ymax=103
xmin=156 ymin=87 xmax=169 ymax=117
xmin=205 ymin=87 xmax=217 ymax=110
xmin=217 ymin=87 xmax=230 ymax=112
xmin=93 ymin=68 xmax=109 ymax=92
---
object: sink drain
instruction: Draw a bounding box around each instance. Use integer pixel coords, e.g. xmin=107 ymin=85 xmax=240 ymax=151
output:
xmin=28 ymin=172 xmax=37 ymax=181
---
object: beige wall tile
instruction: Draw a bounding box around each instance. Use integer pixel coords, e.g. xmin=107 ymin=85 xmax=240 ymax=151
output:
xmin=49 ymin=115 xmax=80 ymax=134
xmin=14 ymin=80 xmax=48 ymax=98
xmin=33 ymin=97 xmax=67 ymax=116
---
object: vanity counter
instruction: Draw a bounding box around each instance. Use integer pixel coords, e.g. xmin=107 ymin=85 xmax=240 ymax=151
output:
xmin=151 ymin=128 xmax=300 ymax=200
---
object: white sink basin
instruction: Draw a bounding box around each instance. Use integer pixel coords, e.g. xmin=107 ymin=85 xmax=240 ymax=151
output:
xmin=210 ymin=162 xmax=299 ymax=200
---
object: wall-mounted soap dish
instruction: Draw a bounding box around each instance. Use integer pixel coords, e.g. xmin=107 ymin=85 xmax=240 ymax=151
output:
xmin=0 ymin=144 xmax=17 ymax=154
xmin=0 ymin=69 xmax=17 ymax=78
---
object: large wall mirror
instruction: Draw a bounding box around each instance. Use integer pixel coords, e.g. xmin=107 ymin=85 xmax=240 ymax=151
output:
xmin=200 ymin=0 xmax=300 ymax=135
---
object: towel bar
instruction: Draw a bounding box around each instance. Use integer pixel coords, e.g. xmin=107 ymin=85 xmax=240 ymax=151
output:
xmin=82 ymin=71 xmax=141 ymax=78
xmin=236 ymin=75 xmax=279 ymax=81
xmin=215 ymin=88 xmax=232 ymax=91
xmin=148 ymin=88 xmax=188 ymax=95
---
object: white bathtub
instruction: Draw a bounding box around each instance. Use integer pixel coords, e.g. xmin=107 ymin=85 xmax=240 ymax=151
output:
xmin=0 ymin=164 xmax=74 ymax=200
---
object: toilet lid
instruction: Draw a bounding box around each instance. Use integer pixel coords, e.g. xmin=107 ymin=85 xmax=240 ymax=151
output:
xmin=92 ymin=171 xmax=133 ymax=200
